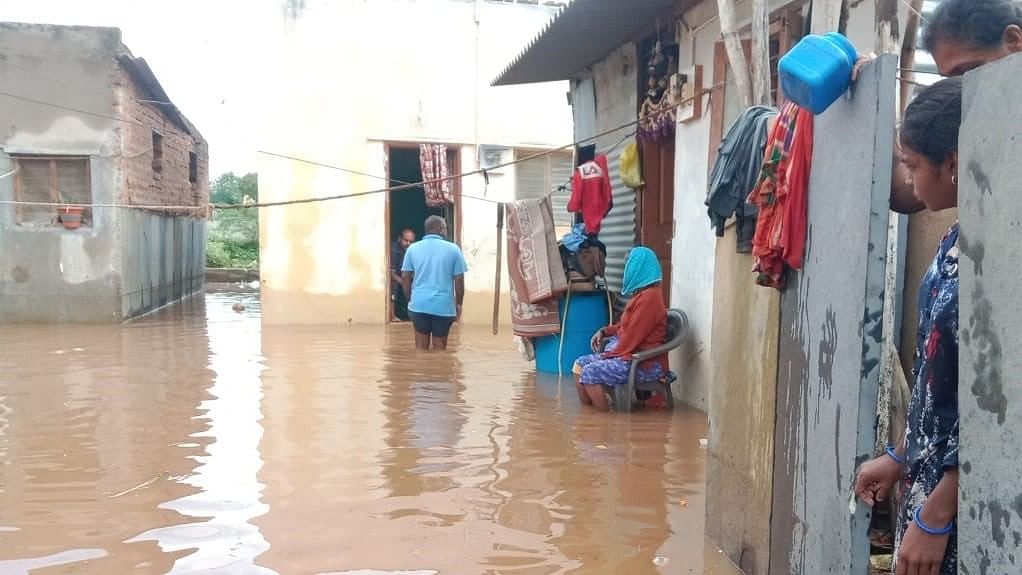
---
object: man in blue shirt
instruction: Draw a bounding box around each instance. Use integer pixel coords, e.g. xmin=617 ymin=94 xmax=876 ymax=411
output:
xmin=401 ymin=215 xmax=467 ymax=350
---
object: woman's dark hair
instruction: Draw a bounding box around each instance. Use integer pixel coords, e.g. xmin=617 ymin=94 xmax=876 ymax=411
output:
xmin=923 ymin=0 xmax=1022 ymax=52
xmin=900 ymin=77 xmax=964 ymax=166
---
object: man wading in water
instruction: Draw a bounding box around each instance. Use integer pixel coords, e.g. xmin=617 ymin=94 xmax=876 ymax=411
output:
xmin=401 ymin=215 xmax=467 ymax=351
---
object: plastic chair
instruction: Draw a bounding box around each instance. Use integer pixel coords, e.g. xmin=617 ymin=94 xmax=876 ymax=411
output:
xmin=603 ymin=308 xmax=690 ymax=412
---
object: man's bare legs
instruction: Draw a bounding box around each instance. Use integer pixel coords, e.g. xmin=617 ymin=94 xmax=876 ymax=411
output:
xmin=414 ymin=332 xmax=431 ymax=350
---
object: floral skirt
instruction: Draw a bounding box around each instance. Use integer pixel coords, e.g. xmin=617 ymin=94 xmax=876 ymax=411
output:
xmin=572 ymin=337 xmax=663 ymax=387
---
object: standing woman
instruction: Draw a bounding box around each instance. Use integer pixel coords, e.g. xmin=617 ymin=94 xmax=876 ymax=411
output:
xmin=855 ymin=78 xmax=963 ymax=575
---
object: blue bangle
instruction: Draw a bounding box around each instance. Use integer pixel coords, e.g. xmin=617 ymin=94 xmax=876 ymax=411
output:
xmin=913 ymin=506 xmax=954 ymax=535
xmin=885 ymin=445 xmax=905 ymax=464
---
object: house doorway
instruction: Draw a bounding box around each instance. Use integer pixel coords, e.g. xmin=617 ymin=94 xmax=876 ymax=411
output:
xmin=637 ymin=35 xmax=679 ymax=301
xmin=386 ymin=145 xmax=459 ymax=322
xmin=640 ymin=138 xmax=675 ymax=301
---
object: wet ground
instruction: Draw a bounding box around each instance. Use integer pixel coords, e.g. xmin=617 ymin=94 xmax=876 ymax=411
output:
xmin=0 ymin=294 xmax=742 ymax=574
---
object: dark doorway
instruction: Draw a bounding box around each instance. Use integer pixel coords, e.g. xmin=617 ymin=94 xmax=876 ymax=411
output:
xmin=388 ymin=147 xmax=457 ymax=243
xmin=386 ymin=146 xmax=458 ymax=321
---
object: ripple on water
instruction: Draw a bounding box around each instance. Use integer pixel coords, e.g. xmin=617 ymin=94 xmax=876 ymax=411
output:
xmin=0 ymin=294 xmax=735 ymax=574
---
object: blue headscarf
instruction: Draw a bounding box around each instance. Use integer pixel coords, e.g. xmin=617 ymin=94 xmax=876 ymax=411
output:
xmin=621 ymin=246 xmax=662 ymax=297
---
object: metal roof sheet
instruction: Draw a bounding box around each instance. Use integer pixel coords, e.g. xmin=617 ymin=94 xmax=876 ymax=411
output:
xmin=492 ymin=0 xmax=681 ymax=86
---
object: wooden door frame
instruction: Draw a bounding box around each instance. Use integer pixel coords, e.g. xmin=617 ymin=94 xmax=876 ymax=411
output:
xmin=383 ymin=141 xmax=463 ymax=323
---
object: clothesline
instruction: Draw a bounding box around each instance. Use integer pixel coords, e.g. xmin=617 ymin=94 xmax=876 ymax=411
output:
xmin=1 ymin=81 xmax=723 ymax=213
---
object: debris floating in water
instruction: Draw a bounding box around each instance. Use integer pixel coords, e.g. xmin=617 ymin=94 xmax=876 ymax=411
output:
xmin=232 ymin=302 xmax=245 ymax=313
xmin=652 ymin=555 xmax=669 ymax=566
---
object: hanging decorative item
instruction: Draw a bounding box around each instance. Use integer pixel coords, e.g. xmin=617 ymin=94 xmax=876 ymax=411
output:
xmin=638 ymin=36 xmax=677 ymax=143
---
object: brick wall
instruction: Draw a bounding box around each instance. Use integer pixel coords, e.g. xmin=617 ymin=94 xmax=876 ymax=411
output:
xmin=118 ymin=68 xmax=209 ymax=209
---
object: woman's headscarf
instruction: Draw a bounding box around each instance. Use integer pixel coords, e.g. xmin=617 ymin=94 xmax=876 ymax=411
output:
xmin=621 ymin=246 xmax=662 ymax=297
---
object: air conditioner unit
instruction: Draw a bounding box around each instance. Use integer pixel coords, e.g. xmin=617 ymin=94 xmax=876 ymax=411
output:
xmin=478 ymin=145 xmax=510 ymax=173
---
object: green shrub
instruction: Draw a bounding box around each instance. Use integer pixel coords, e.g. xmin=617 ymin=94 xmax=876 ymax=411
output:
xmin=206 ymin=172 xmax=259 ymax=269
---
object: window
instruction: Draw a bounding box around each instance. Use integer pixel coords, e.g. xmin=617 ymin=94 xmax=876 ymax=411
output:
xmin=514 ymin=150 xmax=574 ymax=228
xmin=152 ymin=131 xmax=163 ymax=178
xmin=189 ymin=151 xmax=198 ymax=184
xmin=13 ymin=157 xmax=91 ymax=226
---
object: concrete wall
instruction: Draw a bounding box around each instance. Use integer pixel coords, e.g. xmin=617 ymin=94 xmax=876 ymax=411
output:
xmin=958 ymin=53 xmax=1022 ymax=574
xmin=257 ymin=0 xmax=572 ymax=325
xmin=0 ymin=23 xmax=208 ymax=323
xmin=0 ymin=24 xmax=124 ymax=322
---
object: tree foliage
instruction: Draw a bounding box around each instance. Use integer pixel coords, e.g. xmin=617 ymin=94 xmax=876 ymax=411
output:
xmin=207 ymin=172 xmax=259 ymax=268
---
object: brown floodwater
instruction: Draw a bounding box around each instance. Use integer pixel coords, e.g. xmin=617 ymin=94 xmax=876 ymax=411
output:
xmin=0 ymin=294 xmax=742 ymax=575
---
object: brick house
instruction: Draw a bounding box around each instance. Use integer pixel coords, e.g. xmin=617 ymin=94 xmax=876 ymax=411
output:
xmin=0 ymin=23 xmax=208 ymax=322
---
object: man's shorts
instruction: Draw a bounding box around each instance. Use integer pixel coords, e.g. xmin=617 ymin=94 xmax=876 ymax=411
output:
xmin=409 ymin=311 xmax=456 ymax=338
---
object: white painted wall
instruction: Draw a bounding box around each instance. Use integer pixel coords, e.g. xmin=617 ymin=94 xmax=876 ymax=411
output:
xmin=257 ymin=0 xmax=572 ymax=325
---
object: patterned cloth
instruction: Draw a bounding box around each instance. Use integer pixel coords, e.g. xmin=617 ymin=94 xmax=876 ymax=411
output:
xmin=573 ymin=337 xmax=664 ymax=387
xmin=506 ymin=198 xmax=568 ymax=337
xmin=419 ymin=144 xmax=453 ymax=207
xmin=894 ymin=223 xmax=960 ymax=575
xmin=747 ymin=102 xmax=813 ymax=289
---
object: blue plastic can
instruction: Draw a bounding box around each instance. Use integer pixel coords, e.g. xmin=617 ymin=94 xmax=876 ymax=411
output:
xmin=778 ymin=32 xmax=859 ymax=115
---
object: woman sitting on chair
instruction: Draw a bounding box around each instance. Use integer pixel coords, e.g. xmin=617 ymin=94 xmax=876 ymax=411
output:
xmin=573 ymin=246 xmax=667 ymax=412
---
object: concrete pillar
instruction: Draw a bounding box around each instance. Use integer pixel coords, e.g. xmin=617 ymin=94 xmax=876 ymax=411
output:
xmin=958 ymin=52 xmax=1022 ymax=573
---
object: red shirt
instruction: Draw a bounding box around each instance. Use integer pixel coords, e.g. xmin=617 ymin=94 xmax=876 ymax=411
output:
xmin=602 ymin=286 xmax=668 ymax=371
xmin=568 ymin=155 xmax=613 ymax=234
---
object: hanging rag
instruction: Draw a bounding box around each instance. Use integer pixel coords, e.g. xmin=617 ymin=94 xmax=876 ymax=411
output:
xmin=506 ymin=197 xmax=569 ymax=337
xmin=747 ymin=101 xmax=814 ymax=289
xmin=568 ymin=154 xmax=613 ymax=234
xmin=706 ymin=105 xmax=778 ymax=253
xmin=559 ymin=223 xmax=589 ymax=253
xmin=419 ymin=143 xmax=453 ymax=207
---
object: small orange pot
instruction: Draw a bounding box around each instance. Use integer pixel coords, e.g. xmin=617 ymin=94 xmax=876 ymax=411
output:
xmin=59 ymin=206 xmax=85 ymax=230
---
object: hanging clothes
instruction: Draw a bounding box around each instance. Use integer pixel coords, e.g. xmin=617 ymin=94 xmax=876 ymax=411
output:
xmin=747 ymin=101 xmax=814 ymax=289
xmin=506 ymin=197 xmax=568 ymax=337
xmin=568 ymin=154 xmax=613 ymax=234
xmin=706 ymin=105 xmax=778 ymax=253
xmin=419 ymin=143 xmax=453 ymax=207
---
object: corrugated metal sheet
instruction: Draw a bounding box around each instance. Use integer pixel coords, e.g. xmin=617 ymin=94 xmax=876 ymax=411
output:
xmin=599 ymin=141 xmax=636 ymax=292
xmin=492 ymin=0 xmax=688 ymax=86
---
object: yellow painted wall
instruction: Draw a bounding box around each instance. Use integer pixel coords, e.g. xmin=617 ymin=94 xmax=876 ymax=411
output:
xmin=256 ymin=0 xmax=571 ymax=325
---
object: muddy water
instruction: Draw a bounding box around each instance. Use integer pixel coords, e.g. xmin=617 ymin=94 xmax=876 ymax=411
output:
xmin=0 ymin=294 xmax=742 ymax=575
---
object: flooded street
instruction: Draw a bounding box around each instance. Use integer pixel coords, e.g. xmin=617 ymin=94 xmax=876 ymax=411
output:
xmin=0 ymin=294 xmax=740 ymax=575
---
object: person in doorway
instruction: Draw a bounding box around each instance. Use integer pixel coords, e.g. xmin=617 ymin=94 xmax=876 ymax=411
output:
xmin=401 ymin=215 xmax=467 ymax=351
xmin=854 ymin=78 xmax=963 ymax=575
xmin=572 ymin=247 xmax=667 ymax=412
xmin=391 ymin=228 xmax=416 ymax=322
xmin=859 ymin=0 xmax=1022 ymax=214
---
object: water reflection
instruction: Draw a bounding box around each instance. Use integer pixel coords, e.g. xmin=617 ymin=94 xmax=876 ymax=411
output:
xmin=128 ymin=294 xmax=271 ymax=573
xmin=0 ymin=295 xmax=738 ymax=575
